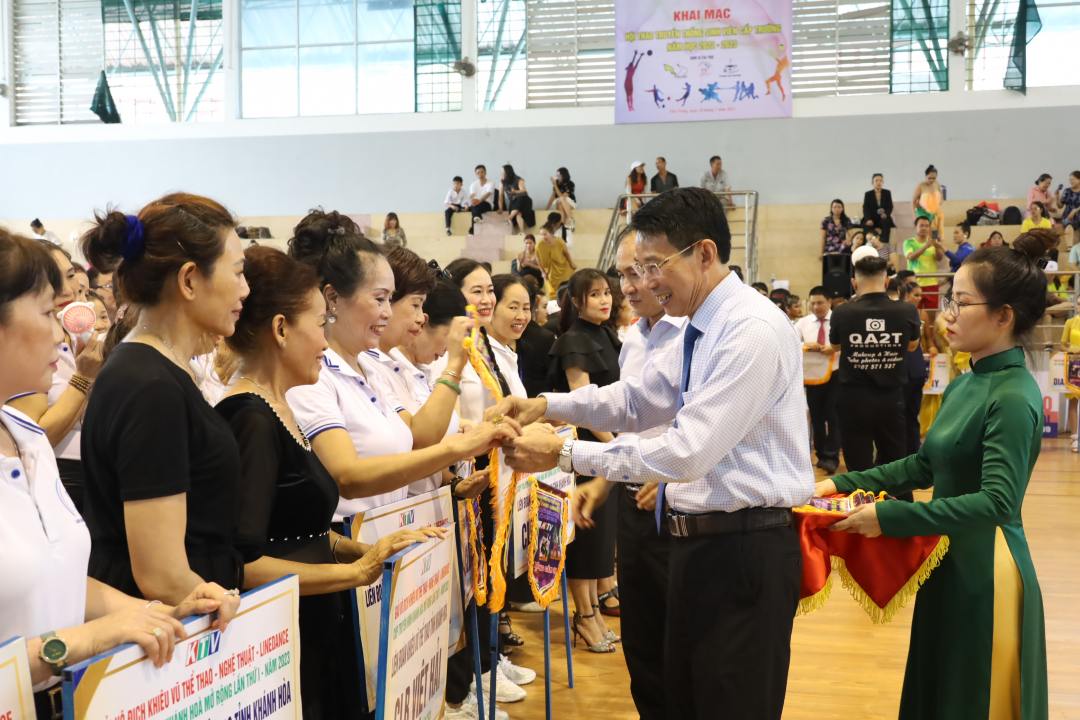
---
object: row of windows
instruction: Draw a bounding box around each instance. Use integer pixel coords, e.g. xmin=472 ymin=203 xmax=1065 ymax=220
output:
xmin=9 ymin=0 xmax=1078 ymax=124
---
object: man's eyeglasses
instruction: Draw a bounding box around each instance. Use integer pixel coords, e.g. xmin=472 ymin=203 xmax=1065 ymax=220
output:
xmin=941 ymin=296 xmax=988 ymax=316
xmin=631 ymin=240 xmax=703 ymax=280
xmin=91 ymin=284 xmax=112 ymax=290
xmin=427 ymin=259 xmax=452 ymax=280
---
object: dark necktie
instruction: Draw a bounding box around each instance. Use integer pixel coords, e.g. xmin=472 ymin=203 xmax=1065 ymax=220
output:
xmin=655 ymin=324 xmax=703 ymax=531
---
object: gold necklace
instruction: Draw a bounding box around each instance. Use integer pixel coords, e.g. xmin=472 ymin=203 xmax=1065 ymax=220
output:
xmin=140 ymin=326 xmax=195 ymax=379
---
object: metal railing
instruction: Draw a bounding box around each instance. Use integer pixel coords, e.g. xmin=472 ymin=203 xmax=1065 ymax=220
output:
xmin=596 ymin=190 xmax=760 ymax=283
xmin=908 ymin=270 xmax=1079 ymax=344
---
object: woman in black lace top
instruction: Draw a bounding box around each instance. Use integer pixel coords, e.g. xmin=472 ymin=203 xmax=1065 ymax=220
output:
xmin=216 ymin=246 xmax=444 ymax=720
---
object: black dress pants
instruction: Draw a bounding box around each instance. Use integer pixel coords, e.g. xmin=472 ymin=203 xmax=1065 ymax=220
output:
xmin=468 ymin=201 xmax=493 ymax=233
xmin=445 ymin=206 xmax=466 ymax=229
xmin=664 ymin=524 xmax=801 ymax=720
xmin=804 ymin=381 xmax=841 ymax=464
xmin=836 ymin=383 xmax=907 ymax=473
xmin=618 ymin=488 xmax=670 ymax=720
xmin=903 ymin=379 xmax=925 ymax=457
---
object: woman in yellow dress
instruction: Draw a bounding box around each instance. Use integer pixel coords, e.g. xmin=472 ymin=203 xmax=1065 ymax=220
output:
xmin=1060 ymin=293 xmax=1080 ymax=452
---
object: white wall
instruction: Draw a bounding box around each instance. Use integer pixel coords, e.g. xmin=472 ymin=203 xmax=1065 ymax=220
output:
xmin=2 ymin=87 xmax=1079 ymax=223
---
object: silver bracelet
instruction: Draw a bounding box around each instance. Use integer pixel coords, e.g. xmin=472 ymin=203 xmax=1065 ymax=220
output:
xmin=145 ymin=599 xmax=163 ymax=610
xmin=332 ymin=536 xmax=345 ymax=564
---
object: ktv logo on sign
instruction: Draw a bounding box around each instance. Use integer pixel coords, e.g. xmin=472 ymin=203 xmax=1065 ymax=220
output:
xmin=399 ymin=509 xmax=415 ymax=527
xmin=184 ymin=630 xmax=222 ymax=666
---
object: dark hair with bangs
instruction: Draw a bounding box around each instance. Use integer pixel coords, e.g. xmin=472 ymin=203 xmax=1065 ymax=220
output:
xmin=0 ymin=228 xmax=64 ymax=323
xmin=561 ymin=268 xmax=610 ymax=334
xmin=627 ymin=187 xmax=732 ymax=262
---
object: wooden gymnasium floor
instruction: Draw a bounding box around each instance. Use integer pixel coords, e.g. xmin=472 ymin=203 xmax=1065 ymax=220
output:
xmin=497 ymin=437 xmax=1080 ymax=720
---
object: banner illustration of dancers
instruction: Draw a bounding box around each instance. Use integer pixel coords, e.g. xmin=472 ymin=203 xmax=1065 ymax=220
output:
xmin=615 ymin=0 xmax=793 ymax=124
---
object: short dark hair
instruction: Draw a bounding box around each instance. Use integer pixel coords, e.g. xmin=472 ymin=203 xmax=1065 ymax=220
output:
xmin=854 ymin=256 xmax=888 ymax=278
xmin=872 ymin=173 xmax=883 ymax=181
xmin=0 ymin=228 xmax=64 ymax=324
xmin=965 ymin=229 xmax=1058 ymax=341
xmin=657 ymin=157 xmax=666 ymax=163
xmin=492 ymin=273 xmax=531 ymax=306
xmin=423 ymin=278 xmax=468 ymax=328
xmin=896 ymin=270 xmax=915 ymax=282
xmin=384 ymin=245 xmax=437 ymax=303
xmin=915 ymin=215 xmax=931 ymax=227
xmin=87 ymin=266 xmax=105 ymax=285
xmin=957 ymin=222 xmax=971 ymax=238
xmin=453 ymin=176 xmax=463 ymax=183
xmin=728 ymin=264 xmax=744 ymax=282
xmin=751 ymin=281 xmax=769 ymax=293
xmin=30 ymin=219 xmax=43 ymax=229
xmin=627 ymin=187 xmax=732 ymax=261
xmin=226 ymin=245 xmax=320 ymax=356
xmin=709 ymin=156 xmax=721 ymax=163
xmin=547 ymin=212 xmax=562 ymax=225
xmin=288 ymin=208 xmax=384 ymax=298
xmin=475 ymin=165 xmax=486 ymax=172
xmin=808 ymin=285 xmax=828 ymax=299
xmin=887 ymin=278 xmax=900 ymax=294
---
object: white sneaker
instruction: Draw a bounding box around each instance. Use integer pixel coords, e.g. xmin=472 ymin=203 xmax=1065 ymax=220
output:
xmin=499 ymin=655 xmax=536 ymax=686
xmin=474 ymin=216 xmax=484 ymax=225
xmin=471 ymin=668 xmax=526 ymax=703
xmin=509 ymin=600 xmax=543 ymax=613
xmin=444 ymin=692 xmax=509 ymax=720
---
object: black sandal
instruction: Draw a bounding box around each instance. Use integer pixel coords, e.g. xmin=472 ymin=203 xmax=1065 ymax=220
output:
xmin=499 ymin=612 xmax=524 ymax=647
xmin=598 ymin=587 xmax=621 ymax=617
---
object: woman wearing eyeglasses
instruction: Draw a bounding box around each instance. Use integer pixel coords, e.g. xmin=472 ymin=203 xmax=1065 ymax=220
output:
xmin=816 ymin=229 xmax=1056 ymax=720
xmin=548 ymin=268 xmax=622 ymax=654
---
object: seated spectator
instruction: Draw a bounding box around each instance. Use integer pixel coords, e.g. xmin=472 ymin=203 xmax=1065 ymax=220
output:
xmin=1028 ymin=174 xmax=1061 ymax=223
xmin=785 ymin=295 xmax=803 ymax=322
xmin=945 ymin=223 xmax=974 ymax=273
xmin=1047 ymin=257 xmax=1069 ymax=304
xmin=867 ymin=229 xmax=898 ymax=274
xmin=546 ymin=168 xmax=577 ymax=230
xmin=29 ymin=218 xmax=62 ymax=245
xmin=700 ymin=155 xmax=734 ymax=210
xmin=1060 ymin=171 xmax=1080 ymax=234
xmin=650 ymin=157 xmax=679 ymax=195
xmin=468 ymin=165 xmax=496 ymax=234
xmin=750 ymin=281 xmax=769 ymax=296
xmin=1022 ymin=201 xmax=1052 ymax=233
xmin=381 ymin=213 xmax=407 ymax=247
xmin=769 ymin=286 xmax=790 ymax=310
xmin=861 ymin=173 xmax=894 ymax=246
xmin=500 ymin=164 xmax=534 ymax=235
xmin=983 ymin=230 xmax=1008 ymax=248
xmin=850 ymin=230 xmax=866 ymax=251
xmin=1070 ymin=235 xmax=1080 ymax=272
xmin=517 ymin=234 xmax=545 ymax=288
xmin=820 ymin=199 xmax=852 ymax=259
xmin=624 ymin=162 xmax=647 ymax=212
xmin=1059 ymin=292 xmax=1080 ymax=452
xmin=444 ymin=176 xmax=469 ymax=236
xmin=547 ymin=212 xmax=574 ymax=249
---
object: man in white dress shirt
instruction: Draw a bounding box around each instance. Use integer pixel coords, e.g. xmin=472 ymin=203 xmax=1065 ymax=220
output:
xmin=581 ymin=230 xmax=686 ymax=720
xmin=486 ymin=188 xmax=813 ymax=720
xmin=792 ymin=286 xmax=842 ymax=474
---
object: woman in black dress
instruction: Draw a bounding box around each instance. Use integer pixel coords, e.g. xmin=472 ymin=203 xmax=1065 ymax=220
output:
xmin=80 ymin=193 xmax=251 ymax=601
xmin=548 ymin=268 xmax=622 ymax=653
xmin=499 ymin=164 xmax=534 ymax=235
xmin=215 ymin=246 xmax=443 ymax=720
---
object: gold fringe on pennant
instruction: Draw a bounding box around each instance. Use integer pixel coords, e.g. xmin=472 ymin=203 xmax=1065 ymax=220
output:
xmin=463 ymin=499 xmax=488 ymax=607
xmin=462 ymin=308 xmax=516 ymax=613
xmin=833 ymin=535 xmax=951 ymax=624
xmin=796 ymin=573 xmax=834 ymax=617
xmin=525 ymin=479 xmax=569 ymax=610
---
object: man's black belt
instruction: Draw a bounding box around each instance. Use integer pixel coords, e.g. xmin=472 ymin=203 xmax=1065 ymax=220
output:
xmin=666 ymin=506 xmax=792 ymax=538
xmin=35 ymin=685 xmax=63 ymax=720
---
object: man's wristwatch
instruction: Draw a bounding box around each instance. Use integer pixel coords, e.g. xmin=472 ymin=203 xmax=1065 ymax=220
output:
xmin=39 ymin=632 xmax=69 ymax=676
xmin=557 ymin=439 xmax=575 ymax=474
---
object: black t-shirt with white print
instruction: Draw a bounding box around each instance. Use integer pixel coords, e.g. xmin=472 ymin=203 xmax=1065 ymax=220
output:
xmin=829 ymin=292 xmax=921 ymax=387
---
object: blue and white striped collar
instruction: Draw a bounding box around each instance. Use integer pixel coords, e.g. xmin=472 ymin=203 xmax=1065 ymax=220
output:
xmin=1 ymin=406 xmax=47 ymax=444
xmin=321 ymin=347 xmax=363 ymax=379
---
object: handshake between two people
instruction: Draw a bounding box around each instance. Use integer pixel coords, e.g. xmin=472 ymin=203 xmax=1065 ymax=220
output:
xmin=481 ymin=396 xmax=566 ymax=474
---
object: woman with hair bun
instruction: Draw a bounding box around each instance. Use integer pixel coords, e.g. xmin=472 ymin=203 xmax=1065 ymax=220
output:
xmin=80 ymin=193 xmax=251 ymax=602
xmin=0 ymin=228 xmax=238 ymax=715
xmin=215 ymin=246 xmax=445 ymax=719
xmin=816 ymin=228 xmax=1057 ymax=720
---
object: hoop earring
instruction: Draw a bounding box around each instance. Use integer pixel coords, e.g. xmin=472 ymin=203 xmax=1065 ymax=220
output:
xmin=328 ymin=307 xmax=338 ymax=324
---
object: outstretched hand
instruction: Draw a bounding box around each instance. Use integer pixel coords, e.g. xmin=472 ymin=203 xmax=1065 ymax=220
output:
xmin=828 ymin=503 xmax=881 ymax=537
xmin=484 ymin=396 xmax=547 ymax=426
